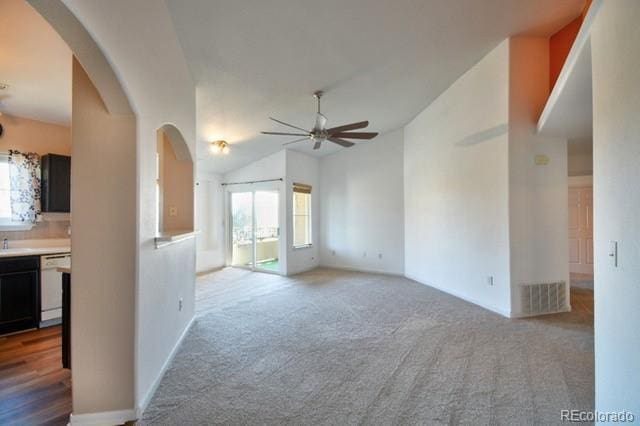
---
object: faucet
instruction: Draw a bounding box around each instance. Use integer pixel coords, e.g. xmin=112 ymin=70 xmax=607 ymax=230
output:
xmin=2 ymin=238 xmax=8 ymax=250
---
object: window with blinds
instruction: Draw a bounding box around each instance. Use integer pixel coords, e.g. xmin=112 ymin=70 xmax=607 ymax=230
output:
xmin=293 ymin=183 xmax=312 ymax=247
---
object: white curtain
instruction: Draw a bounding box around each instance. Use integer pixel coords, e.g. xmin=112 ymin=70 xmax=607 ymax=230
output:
xmin=8 ymin=150 xmax=41 ymax=223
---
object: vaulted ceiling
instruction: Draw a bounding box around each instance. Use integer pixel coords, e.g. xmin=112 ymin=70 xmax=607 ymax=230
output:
xmin=167 ymin=0 xmax=584 ymax=173
xmin=1 ymin=0 xmax=584 ymax=166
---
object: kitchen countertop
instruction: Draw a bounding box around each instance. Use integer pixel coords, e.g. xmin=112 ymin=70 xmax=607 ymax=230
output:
xmin=0 ymin=239 xmax=71 ymax=259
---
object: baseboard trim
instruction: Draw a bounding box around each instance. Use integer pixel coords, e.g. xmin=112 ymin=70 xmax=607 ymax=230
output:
xmin=136 ymin=315 xmax=196 ymax=418
xmin=69 ymin=409 xmax=136 ymax=426
xmin=405 ymin=273 xmax=512 ymax=318
xmin=320 ymin=264 xmax=405 ymax=277
xmin=286 ymin=264 xmax=321 ymax=276
xmin=196 ymin=265 xmax=225 ymax=276
xmin=509 ymin=305 xmax=572 ymax=319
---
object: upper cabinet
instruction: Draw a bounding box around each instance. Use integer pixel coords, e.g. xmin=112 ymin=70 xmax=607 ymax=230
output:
xmin=41 ymin=154 xmax=71 ymax=212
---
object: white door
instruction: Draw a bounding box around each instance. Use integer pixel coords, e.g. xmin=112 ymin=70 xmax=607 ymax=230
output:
xmin=568 ymin=186 xmax=593 ymax=274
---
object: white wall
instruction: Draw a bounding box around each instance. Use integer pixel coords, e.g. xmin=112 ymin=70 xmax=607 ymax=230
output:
xmin=224 ymin=150 xmax=286 ymax=183
xmin=568 ymin=139 xmax=593 ymax=177
xmin=319 ymin=129 xmax=404 ymax=275
xmin=196 ymin=171 xmax=225 ymax=273
xmin=508 ymin=37 xmax=569 ymax=315
xmin=285 ymin=150 xmax=320 ymax=275
xmin=404 ymin=40 xmax=512 ymax=316
xmin=60 ymin=0 xmax=198 ymax=417
xmin=568 ymin=151 xmax=593 ymax=176
xmin=591 ymin=0 xmax=640 ymax=414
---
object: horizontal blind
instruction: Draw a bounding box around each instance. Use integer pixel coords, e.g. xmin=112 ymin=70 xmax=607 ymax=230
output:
xmin=292 ymin=182 xmax=312 ymax=194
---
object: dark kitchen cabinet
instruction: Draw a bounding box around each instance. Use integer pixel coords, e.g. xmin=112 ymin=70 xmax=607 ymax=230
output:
xmin=62 ymin=272 xmax=71 ymax=369
xmin=41 ymin=154 xmax=71 ymax=213
xmin=0 ymin=256 xmax=40 ymax=335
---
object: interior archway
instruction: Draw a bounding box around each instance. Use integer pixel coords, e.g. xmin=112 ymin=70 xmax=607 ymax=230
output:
xmin=24 ymin=0 xmax=138 ymax=421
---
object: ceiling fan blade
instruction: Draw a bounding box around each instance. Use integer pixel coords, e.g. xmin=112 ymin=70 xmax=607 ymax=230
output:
xmin=315 ymin=113 xmax=327 ymax=131
xmin=269 ymin=117 xmax=309 ymax=133
xmin=326 ymin=120 xmax=369 ymax=134
xmin=262 ymin=131 xmax=309 ymax=136
xmin=328 ymin=137 xmax=355 ymax=148
xmin=313 ymin=141 xmax=322 ymax=150
xmin=331 ymin=131 xmax=378 ymax=140
xmin=282 ymin=137 xmax=309 ymax=146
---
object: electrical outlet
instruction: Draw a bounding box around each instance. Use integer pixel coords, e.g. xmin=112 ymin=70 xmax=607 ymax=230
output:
xmin=178 ymin=298 xmax=183 ymax=311
xmin=487 ymin=276 xmax=494 ymax=286
xmin=169 ymin=206 xmax=178 ymax=217
xmin=610 ymin=241 xmax=618 ymax=267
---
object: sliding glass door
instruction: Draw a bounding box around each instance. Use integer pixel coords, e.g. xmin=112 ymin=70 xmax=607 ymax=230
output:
xmin=254 ymin=191 xmax=279 ymax=272
xmin=231 ymin=192 xmax=254 ymax=268
xmin=230 ymin=190 xmax=280 ymax=273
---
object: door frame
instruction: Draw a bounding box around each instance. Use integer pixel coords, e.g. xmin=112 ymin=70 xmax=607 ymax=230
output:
xmin=225 ymin=184 xmax=283 ymax=275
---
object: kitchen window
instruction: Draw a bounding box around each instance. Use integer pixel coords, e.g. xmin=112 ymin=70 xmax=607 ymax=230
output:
xmin=0 ymin=154 xmax=11 ymax=223
xmin=0 ymin=151 xmax=39 ymax=230
xmin=292 ymin=183 xmax=312 ymax=248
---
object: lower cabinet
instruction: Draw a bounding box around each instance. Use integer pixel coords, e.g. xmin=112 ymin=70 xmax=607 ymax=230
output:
xmin=0 ymin=257 xmax=39 ymax=335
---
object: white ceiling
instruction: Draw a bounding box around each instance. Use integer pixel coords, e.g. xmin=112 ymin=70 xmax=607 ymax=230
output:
xmin=167 ymin=0 xmax=585 ymax=174
xmin=538 ymin=41 xmax=592 ymax=139
xmin=0 ymin=0 xmax=72 ymax=125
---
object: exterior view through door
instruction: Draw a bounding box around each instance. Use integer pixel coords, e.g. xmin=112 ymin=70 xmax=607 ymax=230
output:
xmin=231 ymin=190 xmax=280 ymax=273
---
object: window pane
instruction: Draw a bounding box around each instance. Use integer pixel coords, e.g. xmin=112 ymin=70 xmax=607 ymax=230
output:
xmin=293 ymin=191 xmax=311 ymax=246
xmin=0 ymin=159 xmax=11 ymax=220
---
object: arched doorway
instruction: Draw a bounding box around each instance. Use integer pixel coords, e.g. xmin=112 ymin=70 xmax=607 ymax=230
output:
xmin=24 ymin=1 xmax=138 ymax=423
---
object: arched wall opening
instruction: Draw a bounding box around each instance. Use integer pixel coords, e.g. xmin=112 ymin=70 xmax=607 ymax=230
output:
xmin=27 ymin=0 xmax=138 ymax=421
xmin=156 ymin=124 xmax=194 ymax=237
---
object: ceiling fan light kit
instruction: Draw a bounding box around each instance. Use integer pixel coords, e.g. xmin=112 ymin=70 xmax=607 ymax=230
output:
xmin=261 ymin=91 xmax=378 ymax=150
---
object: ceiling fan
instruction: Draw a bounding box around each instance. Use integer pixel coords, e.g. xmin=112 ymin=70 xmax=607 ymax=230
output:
xmin=261 ymin=91 xmax=378 ymax=150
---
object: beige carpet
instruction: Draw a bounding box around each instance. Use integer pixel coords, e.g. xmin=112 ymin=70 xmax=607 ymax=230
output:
xmin=142 ymin=267 xmax=594 ymax=425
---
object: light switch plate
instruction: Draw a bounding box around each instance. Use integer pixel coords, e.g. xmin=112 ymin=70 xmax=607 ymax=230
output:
xmin=169 ymin=206 xmax=178 ymax=217
xmin=534 ymin=154 xmax=550 ymax=165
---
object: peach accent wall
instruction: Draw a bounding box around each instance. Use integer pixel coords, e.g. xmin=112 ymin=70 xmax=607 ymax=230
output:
xmin=71 ymin=57 xmax=137 ymax=414
xmin=0 ymin=115 xmax=71 ymax=240
xmin=0 ymin=115 xmax=71 ymax=156
xmin=158 ymin=130 xmax=194 ymax=232
xmin=549 ymin=0 xmax=592 ymax=92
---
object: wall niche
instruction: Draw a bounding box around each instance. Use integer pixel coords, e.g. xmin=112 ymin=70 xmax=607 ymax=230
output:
xmin=155 ymin=124 xmax=195 ymax=247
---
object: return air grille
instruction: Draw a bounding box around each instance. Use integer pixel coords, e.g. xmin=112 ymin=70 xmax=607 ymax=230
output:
xmin=520 ymin=281 xmax=567 ymax=316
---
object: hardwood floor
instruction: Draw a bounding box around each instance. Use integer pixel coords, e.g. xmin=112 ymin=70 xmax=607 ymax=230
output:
xmin=570 ymin=272 xmax=594 ymax=316
xmin=0 ymin=326 xmax=71 ymax=425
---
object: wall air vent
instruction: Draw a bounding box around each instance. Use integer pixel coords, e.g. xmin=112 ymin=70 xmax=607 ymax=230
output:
xmin=520 ymin=281 xmax=567 ymax=316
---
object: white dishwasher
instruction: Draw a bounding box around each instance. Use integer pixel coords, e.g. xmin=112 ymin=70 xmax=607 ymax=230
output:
xmin=40 ymin=253 xmax=71 ymax=327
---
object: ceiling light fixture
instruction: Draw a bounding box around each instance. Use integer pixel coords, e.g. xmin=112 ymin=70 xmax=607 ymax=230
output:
xmin=210 ymin=140 xmax=230 ymax=155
